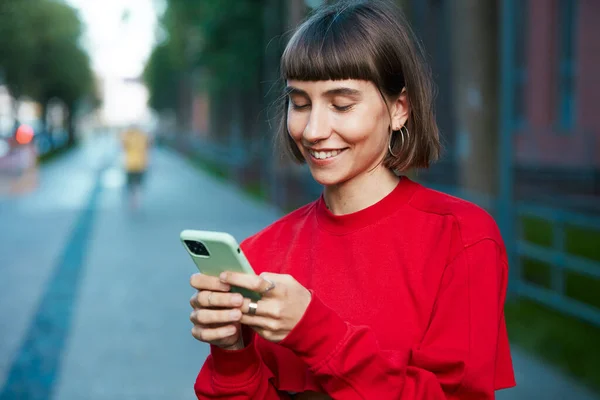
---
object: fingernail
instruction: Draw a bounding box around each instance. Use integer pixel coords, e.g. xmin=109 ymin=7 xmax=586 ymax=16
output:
xmin=232 ymin=295 xmax=243 ymax=306
xmin=226 ymin=326 xmax=237 ymax=335
xmin=229 ymin=310 xmax=240 ymax=320
xmin=219 ymin=272 xmax=227 ymax=281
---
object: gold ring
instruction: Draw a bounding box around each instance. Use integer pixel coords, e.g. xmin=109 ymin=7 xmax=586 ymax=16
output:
xmin=262 ymin=278 xmax=276 ymax=294
xmin=248 ymin=301 xmax=258 ymax=316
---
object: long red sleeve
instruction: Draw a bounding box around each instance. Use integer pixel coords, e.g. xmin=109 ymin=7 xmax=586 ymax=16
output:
xmin=193 ymin=330 xmax=290 ymax=399
xmin=277 ymin=239 xmax=511 ymax=399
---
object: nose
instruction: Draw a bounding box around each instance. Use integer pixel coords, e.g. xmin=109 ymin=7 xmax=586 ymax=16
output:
xmin=302 ymin=106 xmax=331 ymax=145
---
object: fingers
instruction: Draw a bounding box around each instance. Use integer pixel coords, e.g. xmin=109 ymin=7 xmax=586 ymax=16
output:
xmin=220 ymin=271 xmax=280 ymax=295
xmin=239 ymin=297 xmax=282 ymax=330
xmin=190 ymin=273 xmax=231 ymax=292
xmin=219 ymin=271 xmax=263 ymax=292
xmin=239 ymin=297 xmax=281 ymax=319
xmin=190 ymin=308 xmax=242 ymax=325
xmin=190 ymin=291 xmax=244 ymax=309
xmin=240 ymin=314 xmax=280 ymax=331
xmin=191 ymin=324 xmax=238 ymax=343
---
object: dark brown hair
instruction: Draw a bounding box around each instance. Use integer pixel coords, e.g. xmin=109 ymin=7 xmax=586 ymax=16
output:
xmin=277 ymin=0 xmax=440 ymax=171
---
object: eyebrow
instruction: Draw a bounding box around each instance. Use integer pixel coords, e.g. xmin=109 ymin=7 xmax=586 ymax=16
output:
xmin=285 ymin=86 xmax=362 ymax=98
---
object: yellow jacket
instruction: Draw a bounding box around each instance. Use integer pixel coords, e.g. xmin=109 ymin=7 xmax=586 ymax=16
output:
xmin=121 ymin=128 xmax=149 ymax=172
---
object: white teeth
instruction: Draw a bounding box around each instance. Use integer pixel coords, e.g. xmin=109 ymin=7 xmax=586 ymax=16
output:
xmin=309 ymin=149 xmax=342 ymax=159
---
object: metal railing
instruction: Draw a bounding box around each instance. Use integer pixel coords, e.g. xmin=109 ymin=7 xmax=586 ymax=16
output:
xmin=514 ymin=203 xmax=600 ymax=326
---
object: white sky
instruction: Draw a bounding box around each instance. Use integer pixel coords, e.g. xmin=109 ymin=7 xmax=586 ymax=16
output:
xmin=65 ymin=0 xmax=164 ymax=125
xmin=66 ymin=0 xmax=162 ymax=79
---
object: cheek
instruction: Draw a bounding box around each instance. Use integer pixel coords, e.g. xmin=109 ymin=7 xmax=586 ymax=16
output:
xmin=334 ymin=111 xmax=386 ymax=144
xmin=364 ymin=107 xmax=390 ymax=145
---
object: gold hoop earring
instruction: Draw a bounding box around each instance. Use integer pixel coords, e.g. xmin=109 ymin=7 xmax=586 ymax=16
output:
xmin=401 ymin=125 xmax=410 ymax=147
xmin=388 ymin=128 xmax=405 ymax=157
xmin=388 ymin=132 xmax=398 ymax=157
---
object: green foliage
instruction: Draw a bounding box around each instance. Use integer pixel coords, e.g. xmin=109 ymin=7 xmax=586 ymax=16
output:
xmin=34 ymin=2 xmax=93 ymax=105
xmin=143 ymin=42 xmax=180 ymax=113
xmin=143 ymin=0 xmax=265 ymax=113
xmin=0 ymin=0 xmax=41 ymax=98
xmin=192 ymin=0 xmax=263 ymax=92
xmin=505 ymin=299 xmax=600 ymax=394
xmin=0 ymin=0 xmax=95 ymax=109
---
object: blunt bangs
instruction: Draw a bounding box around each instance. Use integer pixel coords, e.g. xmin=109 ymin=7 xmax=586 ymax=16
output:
xmin=281 ymin=4 xmax=389 ymax=88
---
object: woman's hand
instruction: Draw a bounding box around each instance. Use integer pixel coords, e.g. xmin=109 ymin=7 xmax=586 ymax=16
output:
xmin=189 ymin=273 xmax=245 ymax=350
xmin=218 ymin=272 xmax=312 ymax=343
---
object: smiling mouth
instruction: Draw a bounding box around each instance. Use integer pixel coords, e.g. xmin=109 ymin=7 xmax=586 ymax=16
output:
xmin=308 ymin=148 xmax=347 ymax=160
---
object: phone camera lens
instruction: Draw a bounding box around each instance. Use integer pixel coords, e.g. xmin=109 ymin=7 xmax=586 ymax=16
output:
xmin=195 ymin=242 xmax=210 ymax=257
xmin=185 ymin=240 xmax=210 ymax=257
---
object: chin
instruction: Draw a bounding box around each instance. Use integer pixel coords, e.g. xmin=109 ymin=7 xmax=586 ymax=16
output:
xmin=309 ymin=168 xmax=347 ymax=187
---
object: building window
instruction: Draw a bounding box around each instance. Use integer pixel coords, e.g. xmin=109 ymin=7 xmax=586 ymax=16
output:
xmin=513 ymin=0 xmax=528 ymax=130
xmin=557 ymin=0 xmax=577 ymax=130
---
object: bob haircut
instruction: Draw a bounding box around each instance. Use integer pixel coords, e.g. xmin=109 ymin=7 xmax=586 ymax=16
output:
xmin=277 ymin=0 xmax=440 ymax=171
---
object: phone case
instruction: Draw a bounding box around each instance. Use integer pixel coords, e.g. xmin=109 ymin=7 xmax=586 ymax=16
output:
xmin=180 ymin=230 xmax=261 ymax=301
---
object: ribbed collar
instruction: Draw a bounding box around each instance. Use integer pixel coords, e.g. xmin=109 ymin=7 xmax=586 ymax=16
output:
xmin=315 ymin=176 xmax=419 ymax=235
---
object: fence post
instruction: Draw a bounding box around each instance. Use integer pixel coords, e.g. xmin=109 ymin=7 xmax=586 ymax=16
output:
xmin=552 ymin=211 xmax=566 ymax=295
xmin=498 ymin=0 xmax=518 ymax=295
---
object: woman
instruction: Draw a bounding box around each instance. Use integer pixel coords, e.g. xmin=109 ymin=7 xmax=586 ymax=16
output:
xmin=189 ymin=1 xmax=516 ymax=398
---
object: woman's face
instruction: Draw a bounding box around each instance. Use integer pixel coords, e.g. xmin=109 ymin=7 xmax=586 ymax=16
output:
xmin=286 ymin=79 xmax=406 ymax=187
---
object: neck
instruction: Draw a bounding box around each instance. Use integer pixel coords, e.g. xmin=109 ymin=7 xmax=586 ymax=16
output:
xmin=323 ymin=166 xmax=400 ymax=215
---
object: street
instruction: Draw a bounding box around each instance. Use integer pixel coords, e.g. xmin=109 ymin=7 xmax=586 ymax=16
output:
xmin=0 ymin=135 xmax=597 ymax=399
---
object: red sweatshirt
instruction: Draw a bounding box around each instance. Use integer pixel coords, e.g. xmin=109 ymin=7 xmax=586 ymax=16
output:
xmin=194 ymin=177 xmax=516 ymax=399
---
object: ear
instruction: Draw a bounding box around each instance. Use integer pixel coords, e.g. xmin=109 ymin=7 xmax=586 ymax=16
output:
xmin=390 ymin=88 xmax=410 ymax=131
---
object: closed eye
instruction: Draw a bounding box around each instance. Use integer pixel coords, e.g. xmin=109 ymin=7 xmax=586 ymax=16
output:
xmin=290 ymin=102 xmax=310 ymax=110
xmin=333 ymin=104 xmax=353 ymax=112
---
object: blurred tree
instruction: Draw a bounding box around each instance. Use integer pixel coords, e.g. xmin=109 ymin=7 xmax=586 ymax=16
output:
xmin=0 ymin=0 xmax=96 ymax=145
xmin=144 ymin=0 xmax=196 ymax=131
xmin=143 ymin=42 xmax=180 ymax=114
xmin=31 ymin=0 xmax=96 ymax=145
xmin=144 ymin=0 xmax=264 ymax=136
xmin=0 ymin=0 xmax=40 ymax=102
xmin=192 ymin=0 xmax=263 ymax=92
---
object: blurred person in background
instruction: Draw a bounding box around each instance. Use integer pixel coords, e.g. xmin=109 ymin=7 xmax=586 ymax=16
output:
xmin=188 ymin=1 xmax=515 ymax=399
xmin=120 ymin=124 xmax=150 ymax=210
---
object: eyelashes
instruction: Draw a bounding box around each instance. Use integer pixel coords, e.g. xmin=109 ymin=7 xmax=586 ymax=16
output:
xmin=290 ymin=102 xmax=310 ymax=110
xmin=333 ymin=105 xmax=353 ymax=112
xmin=289 ymin=102 xmax=354 ymax=112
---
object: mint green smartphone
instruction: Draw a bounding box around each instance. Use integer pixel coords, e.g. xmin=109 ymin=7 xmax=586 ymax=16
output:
xmin=180 ymin=230 xmax=261 ymax=302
